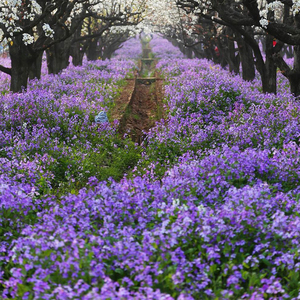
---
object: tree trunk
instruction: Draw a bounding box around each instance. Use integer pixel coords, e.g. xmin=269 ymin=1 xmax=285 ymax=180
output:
xmin=71 ymin=48 xmax=84 ymax=66
xmin=9 ymin=36 xmax=32 ymax=92
xmin=46 ymin=26 xmax=72 ymax=75
xmin=286 ymin=45 xmax=300 ymax=97
xmin=217 ymin=33 xmax=240 ymax=73
xmin=263 ymin=33 xmax=277 ymax=93
xmin=102 ymin=41 xmax=123 ymax=60
xmin=102 ymin=48 xmax=112 ymax=60
xmin=46 ymin=39 xmax=70 ymax=74
xmin=70 ymin=43 xmax=85 ymax=66
xmin=289 ymin=15 xmax=300 ymax=96
xmin=289 ymin=73 xmax=300 ymax=96
xmin=272 ymin=47 xmax=300 ymax=97
xmin=70 ymin=23 xmax=86 ymax=66
xmin=261 ymin=10 xmax=277 ymax=93
xmin=290 ymin=45 xmax=300 ymax=96
xmin=204 ymin=47 xmax=212 ymax=60
xmin=241 ymin=43 xmax=255 ymax=81
xmin=236 ymin=34 xmax=255 ymax=81
xmin=86 ymin=39 xmax=99 ymax=61
xmin=227 ymin=30 xmax=240 ymax=74
xmin=245 ymin=28 xmax=276 ymax=93
xmin=29 ymin=51 xmax=43 ymax=80
xmin=186 ymin=47 xmax=193 ymax=58
xmin=191 ymin=46 xmax=203 ymax=58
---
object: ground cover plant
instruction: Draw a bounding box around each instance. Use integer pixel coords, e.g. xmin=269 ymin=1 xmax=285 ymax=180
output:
xmin=1 ymin=36 xmax=300 ymax=299
xmin=0 ymin=39 xmax=142 ymax=197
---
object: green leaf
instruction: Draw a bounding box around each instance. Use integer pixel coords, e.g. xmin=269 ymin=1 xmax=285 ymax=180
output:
xmin=261 ymin=258 xmax=272 ymax=267
xmin=115 ymin=268 xmax=124 ymax=275
xmin=242 ymin=270 xmax=249 ymax=280
xmin=243 ymin=262 xmax=250 ymax=269
xmin=17 ymin=284 xmax=30 ymax=297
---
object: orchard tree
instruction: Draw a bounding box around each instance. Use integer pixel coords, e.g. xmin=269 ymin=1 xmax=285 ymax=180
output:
xmin=0 ymin=0 xmax=146 ymax=92
xmin=176 ymin=0 xmax=279 ymax=93
xmin=79 ymin=0 xmax=144 ymax=63
xmin=143 ymin=1 xmax=249 ymax=77
xmin=91 ymin=27 xmax=133 ymax=60
xmin=0 ymin=0 xmax=93 ymax=92
xmin=247 ymin=0 xmax=300 ymax=96
xmin=140 ymin=0 xmax=197 ymax=57
xmin=176 ymin=0 xmax=300 ymax=96
xmin=51 ymin=0 xmax=145 ymax=70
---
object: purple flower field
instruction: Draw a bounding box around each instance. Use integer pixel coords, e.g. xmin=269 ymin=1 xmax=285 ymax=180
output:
xmin=1 ymin=36 xmax=300 ymax=299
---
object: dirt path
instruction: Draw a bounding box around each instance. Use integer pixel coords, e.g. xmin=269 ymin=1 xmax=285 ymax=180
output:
xmin=115 ymin=43 xmax=164 ymax=144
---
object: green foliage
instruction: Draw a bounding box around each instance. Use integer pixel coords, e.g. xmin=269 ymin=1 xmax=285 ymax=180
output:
xmin=0 ymin=207 xmax=39 ymax=289
xmin=80 ymin=135 xmax=141 ymax=183
xmin=46 ymin=134 xmax=141 ymax=195
xmin=136 ymin=140 xmax=183 ymax=180
xmin=148 ymin=52 xmax=156 ymax=59
xmin=1 ymin=89 xmax=9 ymax=96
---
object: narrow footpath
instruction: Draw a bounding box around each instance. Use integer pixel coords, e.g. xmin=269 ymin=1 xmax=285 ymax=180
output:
xmin=112 ymin=41 xmax=164 ymax=144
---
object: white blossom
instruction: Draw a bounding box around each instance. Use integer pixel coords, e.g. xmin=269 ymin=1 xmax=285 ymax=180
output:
xmin=22 ymin=33 xmax=34 ymax=45
xmin=259 ymin=18 xmax=269 ymax=29
xmin=292 ymin=0 xmax=300 ymax=16
xmin=42 ymin=23 xmax=55 ymax=38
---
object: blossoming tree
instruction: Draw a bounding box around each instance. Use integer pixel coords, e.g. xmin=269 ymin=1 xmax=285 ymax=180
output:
xmin=0 ymin=0 xmax=146 ymax=92
xmin=176 ymin=0 xmax=300 ymax=95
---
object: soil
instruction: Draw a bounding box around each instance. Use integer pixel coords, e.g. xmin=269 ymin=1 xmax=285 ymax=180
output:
xmin=118 ymin=82 xmax=156 ymax=143
xmin=110 ymin=78 xmax=135 ymax=121
xmin=115 ymin=52 xmax=165 ymax=144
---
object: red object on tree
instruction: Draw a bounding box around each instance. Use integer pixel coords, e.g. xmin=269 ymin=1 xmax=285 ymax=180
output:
xmin=214 ymin=46 xmax=220 ymax=56
xmin=273 ymin=40 xmax=277 ymax=47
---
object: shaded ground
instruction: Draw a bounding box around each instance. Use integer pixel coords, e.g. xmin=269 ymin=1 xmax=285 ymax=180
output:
xmin=115 ymin=50 xmax=164 ymax=144
xmin=110 ymin=78 xmax=135 ymax=121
